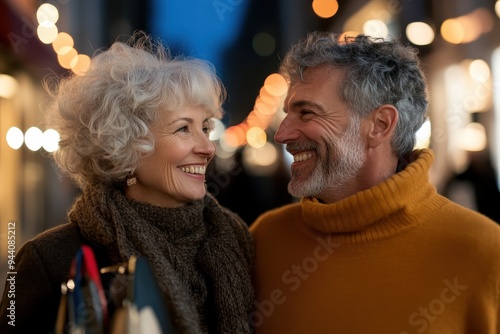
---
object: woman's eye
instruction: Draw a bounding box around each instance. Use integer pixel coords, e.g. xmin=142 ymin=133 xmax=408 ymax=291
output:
xmin=176 ymin=126 xmax=188 ymax=133
xmin=203 ymin=120 xmax=214 ymax=135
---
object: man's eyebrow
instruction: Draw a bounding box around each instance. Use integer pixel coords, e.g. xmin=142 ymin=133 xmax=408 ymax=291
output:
xmin=289 ymin=99 xmax=325 ymax=111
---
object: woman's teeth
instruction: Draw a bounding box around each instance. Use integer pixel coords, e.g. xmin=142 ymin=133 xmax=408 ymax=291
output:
xmin=180 ymin=166 xmax=206 ymax=175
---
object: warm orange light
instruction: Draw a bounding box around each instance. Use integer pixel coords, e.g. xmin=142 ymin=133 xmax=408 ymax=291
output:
xmin=0 ymin=74 xmax=19 ymax=98
xmin=222 ymin=125 xmax=247 ymax=148
xmin=459 ymin=15 xmax=482 ymax=43
xmin=259 ymin=87 xmax=281 ymax=107
xmin=473 ymin=8 xmax=494 ymax=33
xmin=338 ymin=31 xmax=360 ymax=43
xmin=221 ymin=128 xmax=240 ymax=148
xmin=252 ymin=107 xmax=273 ymax=121
xmin=441 ymin=19 xmax=465 ymax=44
xmin=249 ymin=110 xmax=273 ymax=128
xmin=263 ymin=73 xmax=288 ymax=96
xmin=246 ymin=112 xmax=267 ymax=129
xmin=312 ymin=0 xmax=339 ymax=19
xmin=441 ymin=8 xmax=493 ymax=45
xmin=246 ymin=127 xmax=267 ymax=149
xmin=57 ymin=48 xmax=78 ymax=69
xmin=71 ymin=54 xmax=91 ymax=76
xmin=255 ymin=96 xmax=276 ymax=116
xmin=52 ymin=32 xmax=74 ymax=55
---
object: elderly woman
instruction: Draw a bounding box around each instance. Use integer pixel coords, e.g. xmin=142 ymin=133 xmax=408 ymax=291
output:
xmin=0 ymin=33 xmax=253 ymax=333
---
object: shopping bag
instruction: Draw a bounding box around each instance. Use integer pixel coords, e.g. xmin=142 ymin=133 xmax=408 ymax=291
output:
xmin=106 ymin=256 xmax=176 ymax=334
xmin=55 ymin=245 xmax=109 ymax=334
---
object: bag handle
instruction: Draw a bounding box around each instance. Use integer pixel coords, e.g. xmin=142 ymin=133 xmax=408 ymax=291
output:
xmin=80 ymin=245 xmax=109 ymax=326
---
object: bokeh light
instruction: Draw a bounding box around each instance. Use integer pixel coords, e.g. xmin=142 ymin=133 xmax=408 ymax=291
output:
xmin=312 ymin=0 xmax=339 ymax=19
xmin=242 ymin=142 xmax=279 ymax=176
xmin=252 ymin=32 xmax=276 ymax=57
xmin=406 ymin=22 xmax=435 ymax=45
xmin=36 ymin=3 xmax=59 ymax=25
xmin=246 ymin=127 xmax=267 ymax=149
xmin=459 ymin=122 xmax=487 ymax=151
xmin=263 ymin=73 xmax=288 ymax=96
xmin=52 ymin=32 xmax=74 ymax=55
xmin=71 ymin=54 xmax=91 ymax=76
xmin=42 ymin=129 xmax=60 ymax=152
xmin=362 ymin=20 xmax=389 ymax=38
xmin=6 ymin=127 xmax=24 ymax=150
xmin=0 ymin=74 xmax=19 ymax=99
xmin=57 ymin=48 xmax=78 ymax=69
xmin=25 ymin=127 xmax=44 ymax=151
xmin=469 ymin=59 xmax=490 ymax=83
xmin=37 ymin=23 xmax=58 ymax=44
xmin=415 ymin=119 xmax=431 ymax=149
xmin=209 ymin=118 xmax=226 ymax=141
xmin=441 ymin=19 xmax=464 ymax=44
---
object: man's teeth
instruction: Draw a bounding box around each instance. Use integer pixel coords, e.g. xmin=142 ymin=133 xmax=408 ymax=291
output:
xmin=293 ymin=153 xmax=313 ymax=162
xmin=180 ymin=166 xmax=206 ymax=174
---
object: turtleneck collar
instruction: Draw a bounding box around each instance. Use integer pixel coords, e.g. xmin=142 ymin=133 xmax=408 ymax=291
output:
xmin=300 ymin=149 xmax=445 ymax=242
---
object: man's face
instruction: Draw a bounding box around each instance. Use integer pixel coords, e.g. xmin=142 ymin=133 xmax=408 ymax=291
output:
xmin=275 ymin=66 xmax=367 ymax=203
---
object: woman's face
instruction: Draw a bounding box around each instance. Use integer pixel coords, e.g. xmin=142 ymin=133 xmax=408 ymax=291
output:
xmin=126 ymin=105 xmax=216 ymax=207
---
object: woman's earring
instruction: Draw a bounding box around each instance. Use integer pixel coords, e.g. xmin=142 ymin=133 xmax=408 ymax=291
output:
xmin=126 ymin=175 xmax=137 ymax=186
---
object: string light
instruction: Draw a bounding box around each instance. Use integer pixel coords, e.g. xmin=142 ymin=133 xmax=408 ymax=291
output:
xmin=35 ymin=2 xmax=91 ymax=76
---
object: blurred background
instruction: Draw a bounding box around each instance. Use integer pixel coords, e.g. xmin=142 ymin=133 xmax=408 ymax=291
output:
xmin=1 ymin=0 xmax=500 ymax=289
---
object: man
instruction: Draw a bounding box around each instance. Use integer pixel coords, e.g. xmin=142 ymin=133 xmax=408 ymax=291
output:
xmin=250 ymin=31 xmax=500 ymax=333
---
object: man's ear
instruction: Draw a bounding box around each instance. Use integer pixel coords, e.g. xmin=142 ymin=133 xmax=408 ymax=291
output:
xmin=365 ymin=104 xmax=398 ymax=148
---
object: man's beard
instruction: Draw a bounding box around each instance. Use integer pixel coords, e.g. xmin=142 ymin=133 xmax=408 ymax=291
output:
xmin=287 ymin=117 xmax=366 ymax=198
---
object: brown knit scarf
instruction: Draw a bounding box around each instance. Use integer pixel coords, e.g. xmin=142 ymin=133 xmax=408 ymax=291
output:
xmin=68 ymin=182 xmax=253 ymax=333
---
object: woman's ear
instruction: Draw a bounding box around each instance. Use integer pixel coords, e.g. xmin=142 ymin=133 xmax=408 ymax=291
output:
xmin=365 ymin=104 xmax=398 ymax=148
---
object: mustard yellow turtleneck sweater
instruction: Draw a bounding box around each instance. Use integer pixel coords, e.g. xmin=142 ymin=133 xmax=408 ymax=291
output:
xmin=250 ymin=149 xmax=500 ymax=334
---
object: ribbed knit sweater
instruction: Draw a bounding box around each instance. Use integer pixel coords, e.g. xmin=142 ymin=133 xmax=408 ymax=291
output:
xmin=250 ymin=149 xmax=500 ymax=334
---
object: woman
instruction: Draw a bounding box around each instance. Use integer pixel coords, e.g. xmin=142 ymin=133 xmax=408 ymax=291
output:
xmin=0 ymin=32 xmax=253 ymax=333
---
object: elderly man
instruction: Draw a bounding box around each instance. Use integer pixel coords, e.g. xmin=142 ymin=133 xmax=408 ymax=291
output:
xmin=250 ymin=31 xmax=500 ymax=334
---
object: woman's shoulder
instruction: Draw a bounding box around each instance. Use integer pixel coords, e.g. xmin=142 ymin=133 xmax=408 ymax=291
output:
xmin=23 ymin=222 xmax=83 ymax=254
xmin=17 ymin=222 xmax=84 ymax=275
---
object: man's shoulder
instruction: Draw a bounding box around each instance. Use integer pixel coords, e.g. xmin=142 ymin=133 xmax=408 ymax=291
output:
xmin=435 ymin=195 xmax=500 ymax=246
xmin=438 ymin=195 xmax=500 ymax=226
xmin=250 ymin=201 xmax=302 ymax=233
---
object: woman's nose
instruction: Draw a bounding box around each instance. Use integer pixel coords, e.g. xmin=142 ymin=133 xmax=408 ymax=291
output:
xmin=195 ymin=133 xmax=216 ymax=157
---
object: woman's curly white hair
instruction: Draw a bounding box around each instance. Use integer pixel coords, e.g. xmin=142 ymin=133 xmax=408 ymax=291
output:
xmin=45 ymin=31 xmax=225 ymax=189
